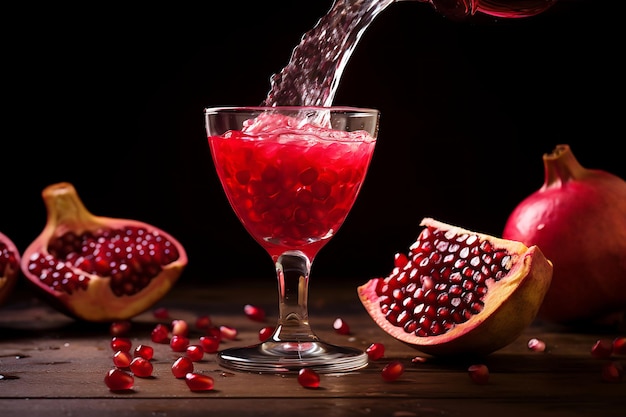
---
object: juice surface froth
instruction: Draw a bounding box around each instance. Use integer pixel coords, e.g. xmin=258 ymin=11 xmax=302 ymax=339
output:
xmin=241 ymin=113 xmax=376 ymax=143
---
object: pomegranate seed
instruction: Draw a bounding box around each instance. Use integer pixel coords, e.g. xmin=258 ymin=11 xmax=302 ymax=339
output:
xmin=104 ymin=368 xmax=134 ymax=391
xmin=259 ymin=326 xmax=275 ymax=342
xmin=134 ymin=344 xmax=154 ymax=360
xmin=109 ymin=321 xmax=132 ymax=336
xmin=185 ymin=344 xmax=205 ymax=362
xmin=185 ymin=372 xmax=215 ymax=391
xmin=365 ymin=343 xmax=385 ymax=361
xmin=613 ymin=337 xmax=626 ymax=355
xmin=170 ymin=335 xmax=190 ymax=352
xmin=112 ymin=350 xmax=132 ymax=368
xmin=111 ymin=336 xmax=132 ymax=352
xmin=411 ymin=356 xmax=428 ymax=363
xmin=199 ymin=335 xmax=220 ymax=353
xmin=130 ymin=357 xmax=153 ymax=378
xmin=468 ymin=364 xmax=489 ymax=385
xmin=153 ymin=307 xmax=170 ymax=319
xmin=601 ymin=361 xmax=624 ymax=383
xmin=219 ymin=325 xmax=238 ymax=340
xmin=172 ymin=356 xmax=194 ymax=379
xmin=151 ymin=323 xmax=170 ymax=344
xmin=171 ymin=319 xmax=189 ymax=337
xmin=206 ymin=326 xmax=222 ymax=339
xmin=381 ymin=361 xmax=404 ymax=382
xmin=297 ymin=368 xmax=320 ymax=388
xmin=591 ymin=339 xmax=614 ymax=359
xmin=195 ymin=315 xmax=212 ymax=330
xmin=527 ymin=338 xmax=546 ymax=352
xmin=332 ymin=318 xmax=351 ymax=335
xmin=244 ymin=304 xmax=266 ymax=322
xmin=394 ymin=252 xmax=410 ymax=268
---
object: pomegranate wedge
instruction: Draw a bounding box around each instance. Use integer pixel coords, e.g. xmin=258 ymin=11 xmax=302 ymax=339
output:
xmin=358 ymin=218 xmax=553 ymax=357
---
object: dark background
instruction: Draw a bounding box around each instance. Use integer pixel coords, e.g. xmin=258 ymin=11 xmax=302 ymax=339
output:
xmin=5 ymin=0 xmax=623 ymax=287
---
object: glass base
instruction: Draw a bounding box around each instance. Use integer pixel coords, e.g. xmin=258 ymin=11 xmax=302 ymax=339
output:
xmin=217 ymin=340 xmax=369 ymax=374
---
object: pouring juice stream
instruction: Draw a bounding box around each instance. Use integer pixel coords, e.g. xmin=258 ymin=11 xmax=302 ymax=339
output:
xmin=262 ymin=0 xmax=559 ymax=108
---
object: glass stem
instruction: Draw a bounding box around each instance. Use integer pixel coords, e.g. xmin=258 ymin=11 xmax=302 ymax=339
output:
xmin=271 ymin=250 xmax=319 ymax=343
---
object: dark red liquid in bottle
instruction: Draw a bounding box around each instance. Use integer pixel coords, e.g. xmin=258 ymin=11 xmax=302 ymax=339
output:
xmin=417 ymin=0 xmax=558 ymax=19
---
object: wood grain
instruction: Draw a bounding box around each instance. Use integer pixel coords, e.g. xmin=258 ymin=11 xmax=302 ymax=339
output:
xmin=1 ymin=282 xmax=624 ymax=417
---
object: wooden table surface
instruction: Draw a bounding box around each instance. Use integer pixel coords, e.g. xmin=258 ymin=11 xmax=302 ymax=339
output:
xmin=1 ymin=281 xmax=624 ymax=417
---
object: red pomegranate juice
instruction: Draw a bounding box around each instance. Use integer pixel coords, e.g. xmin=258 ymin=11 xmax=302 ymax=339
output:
xmin=208 ymin=113 xmax=376 ymax=261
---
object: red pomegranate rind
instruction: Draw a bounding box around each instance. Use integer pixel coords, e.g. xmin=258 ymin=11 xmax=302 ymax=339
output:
xmin=358 ymin=218 xmax=553 ymax=357
xmin=20 ymin=182 xmax=188 ymax=322
xmin=0 ymin=231 xmax=21 ymax=306
xmin=503 ymin=144 xmax=626 ymax=325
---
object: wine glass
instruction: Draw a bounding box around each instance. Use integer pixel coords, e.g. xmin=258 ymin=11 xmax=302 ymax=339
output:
xmin=204 ymin=106 xmax=379 ymax=373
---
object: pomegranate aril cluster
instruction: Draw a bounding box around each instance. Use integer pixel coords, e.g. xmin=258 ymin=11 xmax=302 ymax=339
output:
xmin=0 ymin=240 xmax=19 ymax=275
xmin=105 ymin=316 xmax=216 ymax=392
xmin=103 ymin=306 xmax=373 ymax=392
xmin=27 ymin=226 xmax=181 ymax=295
xmin=103 ymin=304 xmax=341 ymax=392
xmin=215 ymin=133 xmax=371 ymax=247
xmin=376 ymin=226 xmax=513 ymax=337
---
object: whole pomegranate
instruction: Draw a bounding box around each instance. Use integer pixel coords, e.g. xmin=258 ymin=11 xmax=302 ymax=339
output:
xmin=503 ymin=145 xmax=626 ymax=326
xmin=21 ymin=182 xmax=188 ymax=322
xmin=0 ymin=231 xmax=20 ymax=306
xmin=359 ymin=218 xmax=553 ymax=357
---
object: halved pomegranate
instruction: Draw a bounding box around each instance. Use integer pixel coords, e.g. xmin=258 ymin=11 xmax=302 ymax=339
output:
xmin=358 ymin=218 xmax=553 ymax=357
xmin=21 ymin=182 xmax=188 ymax=322
xmin=0 ymin=231 xmax=21 ymax=306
